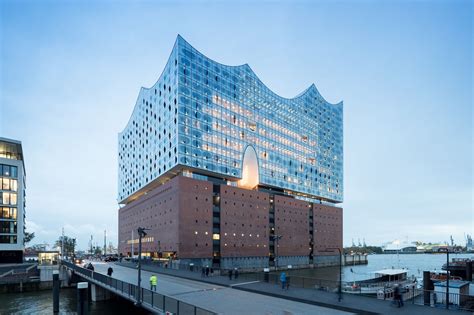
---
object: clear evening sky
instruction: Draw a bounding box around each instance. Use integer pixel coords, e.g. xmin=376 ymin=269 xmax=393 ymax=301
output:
xmin=0 ymin=1 xmax=472 ymax=250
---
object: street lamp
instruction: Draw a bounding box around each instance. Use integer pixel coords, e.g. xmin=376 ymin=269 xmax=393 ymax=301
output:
xmin=271 ymin=235 xmax=283 ymax=270
xmin=446 ymin=250 xmax=450 ymax=309
xmin=322 ymin=247 xmax=342 ymax=302
xmin=136 ymin=227 xmax=150 ymax=306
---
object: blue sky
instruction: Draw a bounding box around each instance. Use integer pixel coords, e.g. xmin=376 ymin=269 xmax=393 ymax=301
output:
xmin=1 ymin=0 xmax=472 ymax=250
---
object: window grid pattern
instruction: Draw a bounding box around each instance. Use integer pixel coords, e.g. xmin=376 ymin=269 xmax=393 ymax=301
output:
xmin=119 ymin=36 xmax=343 ymax=203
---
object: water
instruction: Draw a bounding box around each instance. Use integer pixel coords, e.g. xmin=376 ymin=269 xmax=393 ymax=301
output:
xmin=284 ymin=253 xmax=474 ymax=283
xmin=0 ymin=288 xmax=151 ymax=315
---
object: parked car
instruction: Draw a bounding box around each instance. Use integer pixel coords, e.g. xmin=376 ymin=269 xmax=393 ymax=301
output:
xmin=104 ymin=255 xmax=118 ymax=262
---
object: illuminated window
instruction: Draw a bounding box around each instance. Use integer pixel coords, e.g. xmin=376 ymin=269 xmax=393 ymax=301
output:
xmin=248 ymin=121 xmax=257 ymax=132
xmin=212 ymin=234 xmax=220 ymax=240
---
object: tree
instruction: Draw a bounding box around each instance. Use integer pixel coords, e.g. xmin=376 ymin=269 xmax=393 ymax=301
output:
xmin=93 ymin=246 xmax=102 ymax=256
xmin=24 ymin=231 xmax=35 ymax=245
xmin=107 ymin=242 xmax=117 ymax=255
xmin=55 ymin=236 xmax=76 ymax=258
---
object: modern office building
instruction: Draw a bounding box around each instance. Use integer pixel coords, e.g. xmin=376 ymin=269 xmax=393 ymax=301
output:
xmin=118 ymin=36 xmax=343 ymax=269
xmin=0 ymin=138 xmax=26 ymax=263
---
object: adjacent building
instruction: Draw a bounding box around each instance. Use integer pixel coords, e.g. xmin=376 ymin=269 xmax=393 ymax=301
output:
xmin=118 ymin=36 xmax=343 ymax=269
xmin=0 ymin=138 xmax=26 ymax=263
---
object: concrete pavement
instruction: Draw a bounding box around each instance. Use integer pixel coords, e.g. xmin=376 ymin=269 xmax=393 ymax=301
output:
xmin=89 ymin=261 xmax=353 ymax=315
xmin=114 ymin=261 xmax=472 ymax=315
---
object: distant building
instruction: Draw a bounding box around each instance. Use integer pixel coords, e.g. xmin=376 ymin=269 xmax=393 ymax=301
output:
xmin=0 ymin=138 xmax=26 ymax=263
xmin=382 ymin=241 xmax=417 ymax=253
xmin=118 ymin=36 xmax=344 ymax=269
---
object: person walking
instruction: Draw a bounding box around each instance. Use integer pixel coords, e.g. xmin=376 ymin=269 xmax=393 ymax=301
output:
xmin=228 ymin=269 xmax=233 ymax=280
xmin=280 ymin=272 xmax=287 ymax=290
xmin=393 ymin=284 xmax=403 ymax=307
xmin=149 ymin=274 xmax=157 ymax=291
xmin=107 ymin=266 xmax=113 ymax=277
xmin=205 ymin=266 xmax=210 ymax=277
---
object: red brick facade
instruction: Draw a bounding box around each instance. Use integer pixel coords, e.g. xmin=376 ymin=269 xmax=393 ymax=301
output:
xmin=219 ymin=185 xmax=269 ymax=257
xmin=274 ymin=196 xmax=311 ymax=256
xmin=118 ymin=175 xmax=343 ymax=267
xmin=313 ymin=204 xmax=343 ymax=255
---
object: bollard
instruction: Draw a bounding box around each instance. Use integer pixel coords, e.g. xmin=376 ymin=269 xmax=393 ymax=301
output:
xmin=466 ymin=261 xmax=472 ymax=282
xmin=77 ymin=282 xmax=89 ymax=315
xmin=264 ymin=268 xmax=270 ymax=283
xmin=423 ymin=271 xmax=433 ymax=306
xmin=53 ymin=270 xmax=60 ymax=313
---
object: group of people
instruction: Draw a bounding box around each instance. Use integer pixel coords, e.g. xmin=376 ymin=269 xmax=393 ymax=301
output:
xmin=228 ymin=268 xmax=239 ymax=280
xmin=201 ymin=266 xmax=213 ymax=277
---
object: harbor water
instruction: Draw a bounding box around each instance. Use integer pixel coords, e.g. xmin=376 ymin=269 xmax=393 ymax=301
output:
xmin=285 ymin=253 xmax=474 ymax=283
xmin=0 ymin=287 xmax=151 ymax=315
xmin=0 ymin=253 xmax=472 ymax=313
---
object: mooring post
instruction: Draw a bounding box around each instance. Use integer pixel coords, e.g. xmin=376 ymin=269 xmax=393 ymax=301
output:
xmin=53 ymin=270 xmax=60 ymax=313
xmin=77 ymin=282 xmax=89 ymax=315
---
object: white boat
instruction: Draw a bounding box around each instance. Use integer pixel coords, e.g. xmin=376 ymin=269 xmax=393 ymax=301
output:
xmin=344 ymin=268 xmax=417 ymax=295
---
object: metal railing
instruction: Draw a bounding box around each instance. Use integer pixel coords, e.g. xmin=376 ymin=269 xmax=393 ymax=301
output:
xmin=63 ymin=260 xmax=217 ymax=315
xmin=234 ymin=271 xmax=474 ymax=312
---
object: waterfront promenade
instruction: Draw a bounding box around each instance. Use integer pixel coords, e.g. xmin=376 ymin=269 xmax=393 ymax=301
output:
xmin=89 ymin=261 xmax=351 ymax=315
xmin=106 ymin=261 xmax=468 ymax=315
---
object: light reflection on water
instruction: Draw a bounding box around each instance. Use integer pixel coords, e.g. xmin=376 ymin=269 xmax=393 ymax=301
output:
xmin=0 ymin=288 xmax=151 ymax=315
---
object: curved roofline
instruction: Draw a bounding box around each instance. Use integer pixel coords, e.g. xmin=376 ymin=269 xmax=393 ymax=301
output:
xmin=177 ymin=35 xmax=342 ymax=106
xmin=119 ymin=37 xmax=180 ymax=136
xmin=120 ymin=35 xmax=343 ymax=135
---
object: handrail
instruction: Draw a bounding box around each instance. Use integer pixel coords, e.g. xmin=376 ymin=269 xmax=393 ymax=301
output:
xmin=62 ymin=260 xmax=216 ymax=315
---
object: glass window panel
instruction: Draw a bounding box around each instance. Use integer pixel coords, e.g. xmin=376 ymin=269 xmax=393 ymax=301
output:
xmin=2 ymin=178 xmax=9 ymax=190
xmin=10 ymin=193 xmax=16 ymax=205
xmin=2 ymin=165 xmax=10 ymax=177
xmin=11 ymin=166 xmax=17 ymax=178
xmin=2 ymin=193 xmax=9 ymax=205
xmin=10 ymin=179 xmax=17 ymax=192
xmin=2 ymin=207 xmax=8 ymax=218
xmin=10 ymin=208 xmax=16 ymax=220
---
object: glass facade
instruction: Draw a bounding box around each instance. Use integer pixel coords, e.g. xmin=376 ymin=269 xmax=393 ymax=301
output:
xmin=0 ymin=163 xmax=19 ymax=243
xmin=119 ymin=36 xmax=343 ymax=204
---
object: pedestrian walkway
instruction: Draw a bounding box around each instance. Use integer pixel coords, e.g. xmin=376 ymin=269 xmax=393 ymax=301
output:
xmin=90 ymin=261 xmax=350 ymax=315
xmin=118 ymin=261 xmax=470 ymax=315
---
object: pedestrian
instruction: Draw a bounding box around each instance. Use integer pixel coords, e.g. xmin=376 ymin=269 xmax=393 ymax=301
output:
xmin=393 ymin=284 xmax=403 ymax=307
xmin=201 ymin=267 xmax=205 ymax=277
xmin=107 ymin=266 xmax=113 ymax=277
xmin=286 ymin=276 xmax=290 ymax=290
xmin=210 ymin=267 xmax=214 ymax=275
xmin=234 ymin=268 xmax=239 ymax=280
xmin=205 ymin=266 xmax=210 ymax=277
xmin=228 ymin=269 xmax=233 ymax=280
xmin=280 ymin=272 xmax=287 ymax=290
xmin=149 ymin=274 xmax=157 ymax=291
xmin=433 ymin=292 xmax=437 ymax=305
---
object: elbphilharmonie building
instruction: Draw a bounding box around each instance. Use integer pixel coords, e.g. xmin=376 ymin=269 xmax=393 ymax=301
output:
xmin=118 ymin=36 xmax=343 ymax=269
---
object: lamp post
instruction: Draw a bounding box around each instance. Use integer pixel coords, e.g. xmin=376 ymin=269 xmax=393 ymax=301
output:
xmin=322 ymin=247 xmax=342 ymax=302
xmin=271 ymin=235 xmax=283 ymax=270
xmin=136 ymin=227 xmax=150 ymax=306
xmin=446 ymin=250 xmax=450 ymax=309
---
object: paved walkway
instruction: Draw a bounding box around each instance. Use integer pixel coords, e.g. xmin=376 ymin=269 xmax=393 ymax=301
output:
xmin=116 ymin=261 xmax=472 ymax=315
xmin=89 ymin=261 xmax=352 ymax=315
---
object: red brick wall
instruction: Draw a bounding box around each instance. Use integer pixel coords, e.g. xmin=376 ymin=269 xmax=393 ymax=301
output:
xmin=274 ymin=195 xmax=311 ymax=256
xmin=177 ymin=176 xmax=213 ymax=259
xmin=313 ymin=204 xmax=343 ymax=255
xmin=219 ymin=185 xmax=269 ymax=257
xmin=118 ymin=176 xmax=180 ymax=255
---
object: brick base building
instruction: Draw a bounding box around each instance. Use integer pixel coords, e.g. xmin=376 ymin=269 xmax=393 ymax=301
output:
xmin=118 ymin=175 xmax=342 ymax=270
